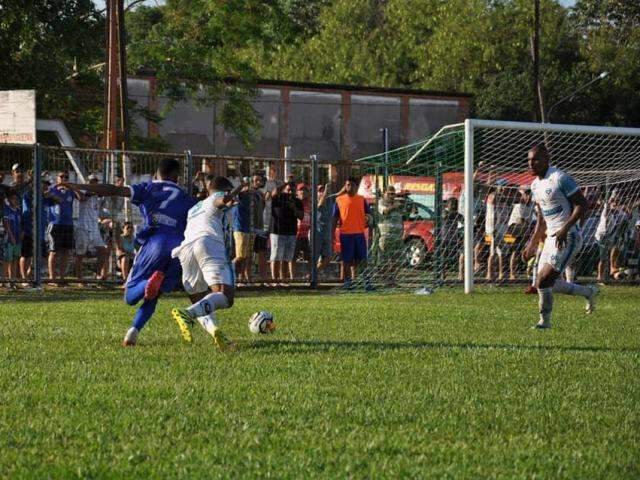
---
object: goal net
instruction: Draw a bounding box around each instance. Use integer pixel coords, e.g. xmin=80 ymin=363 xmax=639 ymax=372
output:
xmin=350 ymin=120 xmax=640 ymax=293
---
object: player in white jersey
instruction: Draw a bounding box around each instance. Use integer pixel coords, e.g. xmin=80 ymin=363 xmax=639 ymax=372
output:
xmin=170 ymin=176 xmax=246 ymax=350
xmin=522 ymin=144 xmax=598 ymax=329
xmin=75 ymin=175 xmax=108 ymax=281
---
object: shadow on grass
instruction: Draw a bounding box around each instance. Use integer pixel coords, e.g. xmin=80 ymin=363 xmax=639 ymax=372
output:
xmin=0 ymin=290 xmax=125 ymax=303
xmin=247 ymin=339 xmax=640 ymax=355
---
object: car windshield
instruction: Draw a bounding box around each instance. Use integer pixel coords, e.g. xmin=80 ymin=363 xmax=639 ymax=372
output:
xmin=404 ymin=201 xmax=434 ymax=221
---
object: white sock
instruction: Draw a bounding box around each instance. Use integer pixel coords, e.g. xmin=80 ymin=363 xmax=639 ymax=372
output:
xmin=565 ymin=266 xmax=575 ymax=283
xmin=187 ymin=292 xmax=229 ymax=317
xmin=196 ymin=314 xmax=219 ymax=336
xmin=553 ymin=279 xmax=591 ymax=298
xmin=538 ymin=287 xmax=553 ymax=323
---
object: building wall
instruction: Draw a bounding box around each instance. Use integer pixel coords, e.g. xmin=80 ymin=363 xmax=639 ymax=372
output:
xmin=128 ymin=77 xmax=471 ymax=162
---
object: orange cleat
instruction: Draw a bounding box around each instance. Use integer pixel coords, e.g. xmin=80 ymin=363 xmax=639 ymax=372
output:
xmin=144 ymin=271 xmax=165 ymax=300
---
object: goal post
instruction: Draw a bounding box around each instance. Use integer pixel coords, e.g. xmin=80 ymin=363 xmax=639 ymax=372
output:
xmin=463 ymin=119 xmax=640 ymax=293
xmin=350 ymin=118 xmax=640 ymax=294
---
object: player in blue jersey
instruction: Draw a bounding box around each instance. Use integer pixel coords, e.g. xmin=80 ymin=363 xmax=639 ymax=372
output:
xmin=522 ymin=145 xmax=599 ymax=329
xmin=64 ymin=159 xmax=196 ymax=346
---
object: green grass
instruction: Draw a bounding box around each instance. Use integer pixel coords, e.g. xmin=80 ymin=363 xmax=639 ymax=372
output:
xmin=1 ymin=286 xmax=639 ymax=478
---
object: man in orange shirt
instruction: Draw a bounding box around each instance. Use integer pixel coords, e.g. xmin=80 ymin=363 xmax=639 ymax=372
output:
xmin=334 ymin=177 xmax=373 ymax=290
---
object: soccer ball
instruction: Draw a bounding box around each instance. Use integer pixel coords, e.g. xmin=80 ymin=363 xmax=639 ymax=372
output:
xmin=248 ymin=311 xmax=275 ymax=334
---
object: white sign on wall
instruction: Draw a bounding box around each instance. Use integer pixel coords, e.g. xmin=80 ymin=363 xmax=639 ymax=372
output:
xmin=0 ymin=90 xmax=36 ymax=144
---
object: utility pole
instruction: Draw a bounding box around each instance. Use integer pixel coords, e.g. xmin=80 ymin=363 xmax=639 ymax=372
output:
xmin=104 ymin=0 xmax=129 ymax=151
xmin=532 ymin=0 xmax=546 ymax=122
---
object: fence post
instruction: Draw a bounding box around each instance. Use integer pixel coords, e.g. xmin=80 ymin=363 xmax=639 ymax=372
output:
xmin=32 ymin=144 xmax=43 ymax=289
xmin=434 ymin=161 xmax=443 ymax=286
xmin=310 ymin=154 xmax=319 ymax=289
xmin=185 ymin=150 xmax=194 ymax=191
xmin=122 ymin=150 xmax=132 ymax=222
xmin=381 ymin=128 xmax=389 ymax=190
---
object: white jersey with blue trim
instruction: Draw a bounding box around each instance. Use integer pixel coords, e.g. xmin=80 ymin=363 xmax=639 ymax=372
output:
xmin=171 ymin=191 xmax=231 ymax=260
xmin=531 ymin=166 xmax=580 ymax=236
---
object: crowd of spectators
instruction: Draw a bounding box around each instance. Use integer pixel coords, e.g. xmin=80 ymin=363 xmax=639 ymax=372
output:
xmin=2 ymin=161 xmax=639 ymax=289
xmin=470 ymin=179 xmax=640 ymax=284
xmin=0 ymin=164 xmax=132 ymax=287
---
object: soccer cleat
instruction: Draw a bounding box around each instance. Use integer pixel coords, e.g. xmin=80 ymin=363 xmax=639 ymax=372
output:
xmin=144 ymin=271 xmax=165 ymax=300
xmin=265 ymin=321 xmax=277 ymax=334
xmin=123 ymin=327 xmax=139 ymax=346
xmin=172 ymin=308 xmax=195 ymax=343
xmin=533 ymin=319 xmax=552 ymax=330
xmin=524 ymin=285 xmax=538 ymax=295
xmin=213 ymin=329 xmax=236 ymax=352
xmin=586 ymin=284 xmax=599 ymax=315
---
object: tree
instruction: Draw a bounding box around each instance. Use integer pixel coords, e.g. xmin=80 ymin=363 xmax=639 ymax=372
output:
xmin=0 ymin=0 xmax=105 ymax=145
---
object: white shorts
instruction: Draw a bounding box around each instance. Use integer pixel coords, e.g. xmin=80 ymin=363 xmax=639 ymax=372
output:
xmin=538 ymin=229 xmax=583 ymax=274
xmin=75 ymin=227 xmax=105 ymax=255
xmin=177 ymin=236 xmax=234 ymax=294
xmin=270 ymin=234 xmax=296 ymax=262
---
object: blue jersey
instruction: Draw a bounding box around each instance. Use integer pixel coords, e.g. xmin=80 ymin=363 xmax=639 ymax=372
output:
xmin=23 ymin=191 xmax=47 ymax=239
xmin=22 ymin=191 xmax=33 ymax=236
xmin=129 ymin=181 xmax=196 ymax=243
xmin=3 ymin=205 xmax=22 ymax=242
xmin=232 ymin=191 xmax=253 ymax=233
xmin=47 ymin=186 xmax=75 ymax=226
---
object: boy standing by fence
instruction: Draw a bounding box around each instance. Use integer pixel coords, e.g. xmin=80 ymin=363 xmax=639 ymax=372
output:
xmin=3 ymin=191 xmax=23 ymax=280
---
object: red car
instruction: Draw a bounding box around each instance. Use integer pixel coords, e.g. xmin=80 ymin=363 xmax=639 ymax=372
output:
xmin=332 ymin=197 xmax=437 ymax=268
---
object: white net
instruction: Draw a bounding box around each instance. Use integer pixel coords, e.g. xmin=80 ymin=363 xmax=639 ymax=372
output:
xmin=347 ymin=121 xmax=640 ymax=293
xmin=470 ymin=121 xmax=640 ymax=288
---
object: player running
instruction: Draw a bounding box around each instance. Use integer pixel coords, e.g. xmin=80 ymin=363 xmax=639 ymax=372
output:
xmin=170 ymin=175 xmax=254 ymax=351
xmin=64 ymin=159 xmax=195 ymax=345
xmin=522 ymin=144 xmax=598 ymax=329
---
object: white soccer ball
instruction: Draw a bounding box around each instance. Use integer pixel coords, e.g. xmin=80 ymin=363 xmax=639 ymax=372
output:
xmin=248 ymin=311 xmax=275 ymax=334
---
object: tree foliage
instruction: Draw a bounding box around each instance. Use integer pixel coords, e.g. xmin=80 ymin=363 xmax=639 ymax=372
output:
xmin=3 ymin=0 xmax=639 ymax=151
xmin=0 ymin=0 xmax=104 ymax=144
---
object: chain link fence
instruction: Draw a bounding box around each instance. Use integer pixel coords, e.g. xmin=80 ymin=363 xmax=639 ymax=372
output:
xmin=0 ymin=143 xmax=345 ymax=289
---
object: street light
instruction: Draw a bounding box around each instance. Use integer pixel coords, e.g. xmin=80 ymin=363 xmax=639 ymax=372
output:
xmin=546 ymin=71 xmax=609 ymax=122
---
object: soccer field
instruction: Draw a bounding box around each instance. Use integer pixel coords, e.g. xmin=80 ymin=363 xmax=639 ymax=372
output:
xmin=1 ymin=287 xmax=639 ymax=478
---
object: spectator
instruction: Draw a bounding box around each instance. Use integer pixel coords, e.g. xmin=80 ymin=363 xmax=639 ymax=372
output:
xmin=617 ymin=219 xmax=640 ymax=280
xmin=46 ymin=170 xmax=80 ymax=282
xmin=334 ymin=177 xmax=372 ymax=290
xmin=316 ymin=183 xmax=336 ymax=277
xmin=485 ymin=182 xmax=510 ymax=281
xmin=270 ymin=182 xmax=303 ymax=285
xmin=251 ymin=175 xmax=269 ymax=284
xmin=295 ymin=183 xmax=312 ymax=278
xmin=3 ymin=191 xmax=22 ymax=279
xmin=75 ymin=175 xmax=109 ymax=282
xmin=9 ymin=164 xmax=29 ymax=202
xmin=232 ymin=178 xmax=253 ymax=284
xmin=116 ymin=221 xmax=135 ymax=283
xmin=573 ymin=204 xmax=600 ymax=279
xmin=377 ymin=185 xmax=405 ymax=285
xmin=610 ymin=201 xmax=631 ymax=278
xmin=594 ymin=193 xmax=625 ymax=283
xmin=504 ymin=187 xmax=534 ymax=279
xmin=19 ymin=180 xmax=50 ymax=280
xmin=441 ymin=196 xmax=464 ymax=281
xmin=108 ymin=175 xmax=126 ymax=217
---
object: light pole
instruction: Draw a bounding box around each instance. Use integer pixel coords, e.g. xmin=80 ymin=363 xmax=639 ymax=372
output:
xmin=546 ymin=71 xmax=609 ymax=123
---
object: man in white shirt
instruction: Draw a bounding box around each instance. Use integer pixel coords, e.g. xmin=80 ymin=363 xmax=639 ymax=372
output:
xmin=505 ymin=188 xmax=534 ymax=279
xmin=522 ymin=144 xmax=598 ymax=329
xmin=170 ymin=176 xmax=260 ymax=351
xmin=75 ymin=175 xmax=108 ymax=281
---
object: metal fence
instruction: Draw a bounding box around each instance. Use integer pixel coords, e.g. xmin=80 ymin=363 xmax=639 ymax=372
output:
xmin=0 ymin=143 xmax=346 ymax=289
